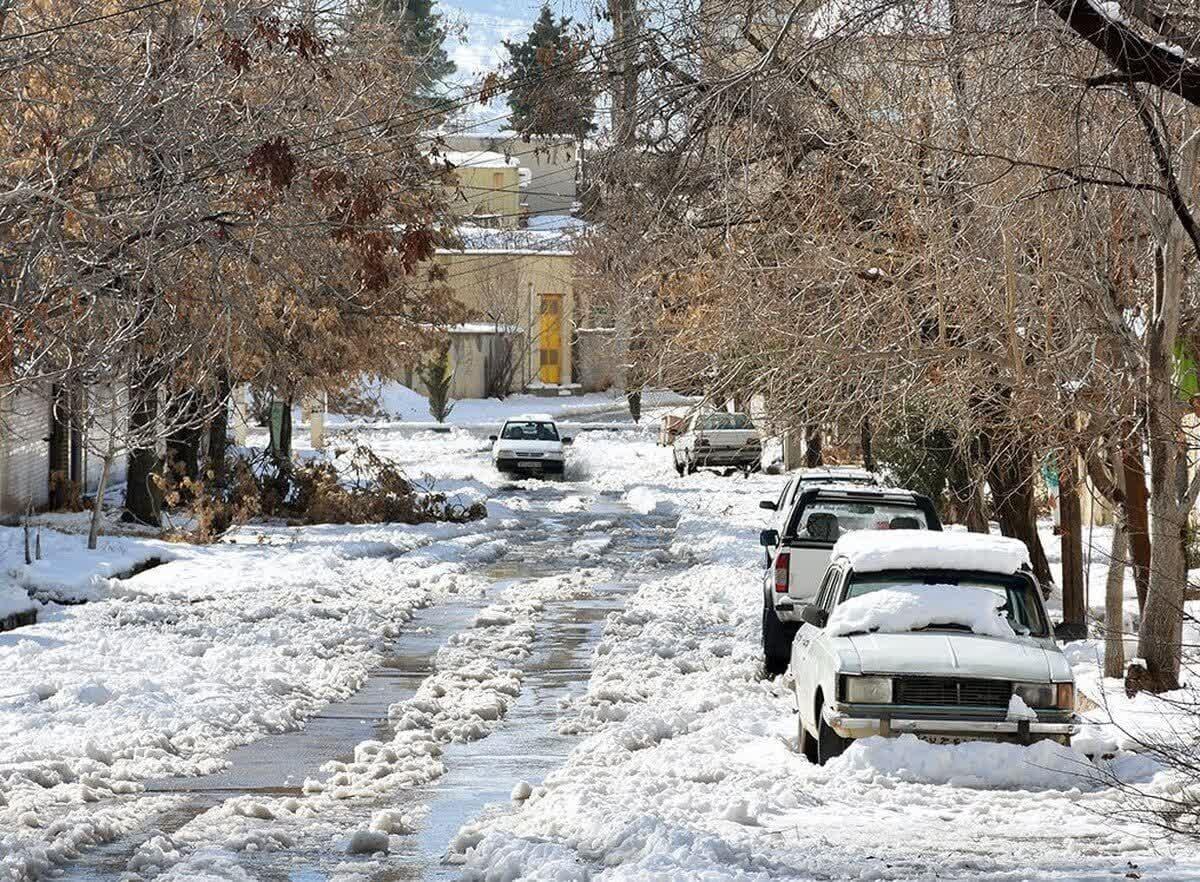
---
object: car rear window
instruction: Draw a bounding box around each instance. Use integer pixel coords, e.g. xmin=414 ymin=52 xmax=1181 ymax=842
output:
xmin=791 ymin=500 xmax=930 ymax=542
xmin=696 ymin=414 xmax=753 ymax=430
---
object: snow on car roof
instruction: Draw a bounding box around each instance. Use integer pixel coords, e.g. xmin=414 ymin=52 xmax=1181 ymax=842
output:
xmin=832 ymin=531 xmax=1031 ymax=575
xmin=799 ymin=467 xmax=875 ymax=478
xmin=508 ymin=413 xmax=556 ymax=423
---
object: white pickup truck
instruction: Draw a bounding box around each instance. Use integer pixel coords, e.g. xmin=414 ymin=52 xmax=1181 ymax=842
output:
xmin=759 ymin=485 xmax=942 ymax=674
xmin=791 ymin=531 xmax=1078 ymax=764
xmin=672 ymin=412 xmax=762 ymax=476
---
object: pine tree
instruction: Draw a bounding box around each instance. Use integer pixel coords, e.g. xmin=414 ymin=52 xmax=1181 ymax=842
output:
xmin=502 ymin=5 xmax=595 ymax=139
xmin=377 ymin=0 xmax=456 ymax=96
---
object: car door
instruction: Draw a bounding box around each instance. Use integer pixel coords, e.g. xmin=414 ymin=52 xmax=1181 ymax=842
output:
xmin=794 ymin=564 xmax=840 ymax=729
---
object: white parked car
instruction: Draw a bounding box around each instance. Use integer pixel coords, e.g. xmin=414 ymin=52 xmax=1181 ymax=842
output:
xmin=490 ymin=414 xmax=571 ymax=477
xmin=759 ymin=485 xmax=942 ymax=674
xmin=790 ymin=531 xmax=1078 ymax=765
xmin=672 ymin=412 xmax=762 ymax=476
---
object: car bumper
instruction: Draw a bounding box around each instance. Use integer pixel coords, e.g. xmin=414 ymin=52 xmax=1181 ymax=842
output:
xmin=692 ymin=449 xmax=760 ymax=466
xmin=771 ymin=598 xmax=804 ymax=623
xmin=824 ymin=705 xmax=1079 ymax=744
xmin=496 ymin=457 xmax=564 ymax=474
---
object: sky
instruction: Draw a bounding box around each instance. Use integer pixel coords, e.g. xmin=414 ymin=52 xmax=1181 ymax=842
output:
xmin=436 ymin=0 xmax=595 ymax=133
xmin=440 ymin=0 xmax=593 ymax=80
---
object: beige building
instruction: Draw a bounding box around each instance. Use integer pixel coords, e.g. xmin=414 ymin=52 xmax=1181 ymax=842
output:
xmin=441 ymin=132 xmax=579 ymax=219
xmin=440 ymin=150 xmax=522 ymax=227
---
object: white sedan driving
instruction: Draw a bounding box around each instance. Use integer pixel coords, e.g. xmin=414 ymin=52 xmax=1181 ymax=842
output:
xmin=490 ymin=414 xmax=571 ymax=477
xmin=791 ymin=531 xmax=1078 ymax=765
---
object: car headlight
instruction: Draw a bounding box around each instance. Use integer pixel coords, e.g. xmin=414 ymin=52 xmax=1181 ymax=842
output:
xmin=1013 ymin=682 xmax=1055 ymax=709
xmin=842 ymin=675 xmax=893 ymax=704
xmin=1055 ymin=682 xmax=1075 ymax=710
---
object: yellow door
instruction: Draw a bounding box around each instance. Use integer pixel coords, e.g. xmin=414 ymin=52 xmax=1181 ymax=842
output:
xmin=538 ymin=293 xmax=563 ymax=384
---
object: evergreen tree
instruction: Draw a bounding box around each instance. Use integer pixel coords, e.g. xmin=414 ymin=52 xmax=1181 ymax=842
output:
xmin=377 ymin=0 xmax=456 ymax=95
xmin=502 ymin=5 xmax=595 ymax=139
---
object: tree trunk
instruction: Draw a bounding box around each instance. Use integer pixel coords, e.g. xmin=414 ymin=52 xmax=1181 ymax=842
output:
xmin=861 ymin=417 xmax=875 ymax=472
xmin=1058 ymin=453 xmax=1087 ymax=638
xmin=124 ymin=368 xmax=162 ymax=527
xmin=986 ymin=432 xmax=1053 ymax=588
xmin=165 ymin=392 xmax=201 ymax=482
xmin=88 ymin=449 xmax=113 ymax=551
xmin=207 ymin=373 xmax=232 ymax=483
xmin=947 ymin=443 xmax=989 ymax=533
xmin=805 ymin=426 xmax=823 ymax=468
xmin=1104 ymin=521 xmax=1128 ymax=679
xmin=1122 ymin=442 xmax=1151 ymax=612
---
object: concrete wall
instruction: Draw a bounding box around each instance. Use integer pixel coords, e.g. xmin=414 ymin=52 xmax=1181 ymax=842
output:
xmin=575 ymin=328 xmax=617 ymax=392
xmin=443 ymin=134 xmax=578 ymax=219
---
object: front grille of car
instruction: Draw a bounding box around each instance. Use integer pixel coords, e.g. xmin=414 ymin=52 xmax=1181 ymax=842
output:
xmin=894 ymin=676 xmax=1012 ymax=708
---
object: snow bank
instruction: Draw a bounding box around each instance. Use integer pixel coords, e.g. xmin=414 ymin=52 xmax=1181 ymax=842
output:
xmin=829 ymin=734 xmax=1157 ymax=792
xmin=833 ymin=530 xmax=1031 ymax=575
xmin=826 ymin=584 xmax=1016 ymax=638
xmin=0 ymin=525 xmax=173 ymax=604
xmin=0 ymin=582 xmax=34 ymax=619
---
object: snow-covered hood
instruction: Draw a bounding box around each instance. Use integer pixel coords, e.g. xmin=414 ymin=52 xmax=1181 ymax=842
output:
xmin=839 ymin=632 xmax=1071 ymax=682
xmin=493 ymin=438 xmax=564 ymax=456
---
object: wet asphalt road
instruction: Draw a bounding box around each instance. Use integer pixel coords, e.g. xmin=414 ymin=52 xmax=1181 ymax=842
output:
xmin=58 ymin=472 xmax=678 ymax=881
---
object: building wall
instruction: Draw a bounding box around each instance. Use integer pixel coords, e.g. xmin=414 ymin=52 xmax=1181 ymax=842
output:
xmin=575 ymin=328 xmax=618 ymax=392
xmin=437 ymin=251 xmax=576 ymax=388
xmin=450 ymin=164 xmax=521 ymax=227
xmin=0 ymin=386 xmax=51 ymax=514
xmin=443 ymin=134 xmax=578 ymax=219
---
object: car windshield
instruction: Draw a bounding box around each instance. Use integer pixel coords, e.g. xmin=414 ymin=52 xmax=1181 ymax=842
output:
xmin=843 ymin=573 xmax=1048 ymax=636
xmin=792 ymin=500 xmax=930 ymax=541
xmin=696 ymin=413 xmax=753 ymax=430
xmin=501 ymin=421 xmax=559 ymax=441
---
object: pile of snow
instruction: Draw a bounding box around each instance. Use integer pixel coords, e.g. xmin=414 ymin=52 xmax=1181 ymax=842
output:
xmin=829 ymin=734 xmax=1158 ymax=792
xmin=0 ymin=582 xmax=34 ymax=619
xmin=0 ymin=525 xmax=173 ymax=604
xmin=826 ymin=584 xmax=1017 ymax=638
xmin=833 ymin=530 xmax=1031 ymax=575
xmin=625 ymin=486 xmax=658 ymax=514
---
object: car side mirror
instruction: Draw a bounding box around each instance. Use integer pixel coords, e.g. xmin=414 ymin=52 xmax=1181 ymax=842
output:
xmin=562 ymin=437 xmax=573 ymax=445
xmin=759 ymin=529 xmax=779 ymax=548
xmin=1053 ymin=621 xmax=1088 ymax=642
xmin=759 ymin=500 xmax=777 ymax=511
xmin=798 ymin=603 xmax=828 ymax=628
xmin=488 ymin=435 xmax=498 ymax=441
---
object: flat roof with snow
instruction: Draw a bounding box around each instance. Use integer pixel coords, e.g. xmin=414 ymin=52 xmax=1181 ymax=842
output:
xmin=439 ymin=150 xmax=520 ymax=169
xmin=832 ymin=531 xmax=1032 ymax=576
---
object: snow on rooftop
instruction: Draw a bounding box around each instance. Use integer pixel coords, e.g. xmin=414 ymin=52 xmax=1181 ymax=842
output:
xmin=833 ymin=531 xmax=1031 ymax=575
xmin=440 ymin=221 xmax=583 ymax=255
xmin=439 ymin=150 xmax=520 ymax=169
xmin=826 ymin=584 xmax=1017 ymax=639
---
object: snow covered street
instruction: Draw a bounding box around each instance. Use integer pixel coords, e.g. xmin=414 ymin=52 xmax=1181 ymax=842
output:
xmin=3 ymin=415 xmax=1200 ymax=880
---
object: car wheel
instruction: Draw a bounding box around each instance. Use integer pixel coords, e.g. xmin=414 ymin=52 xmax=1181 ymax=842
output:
xmin=761 ymin=604 xmax=791 ymax=677
xmin=817 ymin=705 xmax=850 ymax=765
xmin=798 ymin=716 xmax=818 ymax=764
